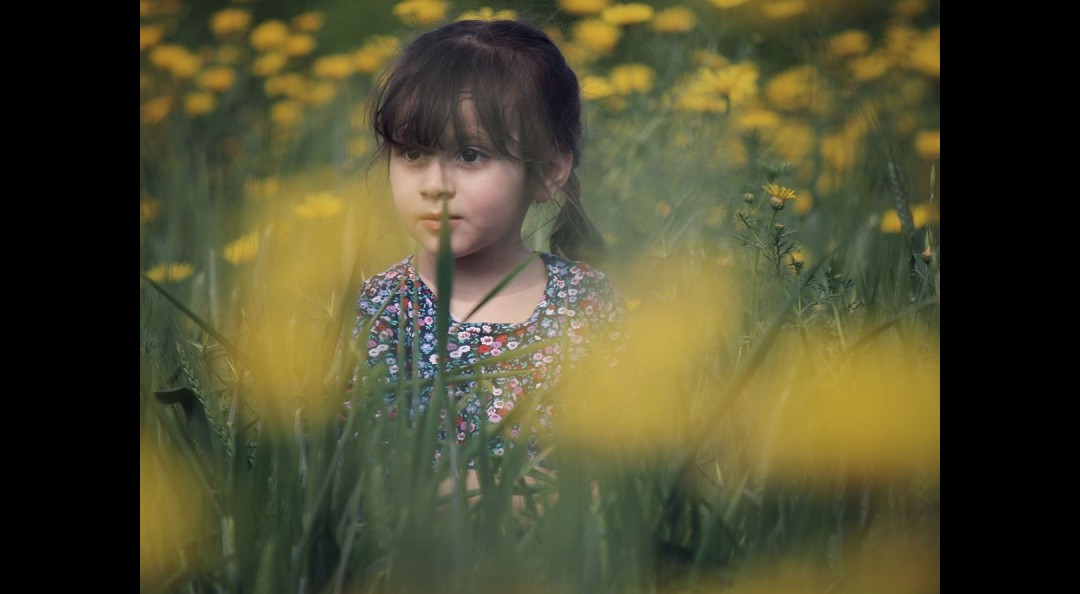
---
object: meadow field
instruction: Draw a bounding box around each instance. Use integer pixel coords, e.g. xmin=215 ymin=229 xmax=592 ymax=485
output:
xmin=139 ymin=0 xmax=940 ymax=592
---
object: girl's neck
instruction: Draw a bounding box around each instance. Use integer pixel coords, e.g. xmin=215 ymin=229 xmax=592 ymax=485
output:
xmin=414 ymin=245 xmax=547 ymax=324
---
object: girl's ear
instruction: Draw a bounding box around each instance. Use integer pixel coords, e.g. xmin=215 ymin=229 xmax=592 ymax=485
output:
xmin=536 ymin=152 xmax=574 ymax=203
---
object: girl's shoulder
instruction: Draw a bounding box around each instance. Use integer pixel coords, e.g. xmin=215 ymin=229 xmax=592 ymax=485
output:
xmin=541 ymin=252 xmax=619 ymax=294
xmin=357 ymin=256 xmax=415 ymax=318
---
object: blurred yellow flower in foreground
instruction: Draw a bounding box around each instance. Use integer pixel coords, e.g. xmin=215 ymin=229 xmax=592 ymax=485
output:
xmin=793 ymin=189 xmax=813 ymax=215
xmin=909 ymin=26 xmax=940 ymax=78
xmin=572 ymin=18 xmax=622 ymax=53
xmin=354 ymin=36 xmax=402 ymax=74
xmin=142 ymin=97 xmax=173 ymax=125
xmin=302 ymin=81 xmax=338 ymax=106
xmin=880 ymin=202 xmax=936 ymax=233
xmin=693 ymin=50 xmax=730 ymax=69
xmin=313 ymin=54 xmax=354 ymax=80
xmin=826 ymin=29 xmax=871 ymax=59
xmin=894 ymin=0 xmax=931 ymax=17
xmin=761 ymin=0 xmax=808 ymax=19
xmin=558 ymin=0 xmax=611 ymax=16
xmin=819 ymin=130 xmax=859 ymax=173
xmin=708 ymin=0 xmax=750 ymax=8
xmin=146 ymin=262 xmax=194 ymax=283
xmin=458 ymin=7 xmax=517 ymax=21
xmin=580 ymin=75 xmax=615 ymax=100
xmin=271 ymin=100 xmax=303 ymax=127
xmin=250 ymin=20 xmax=290 ymax=51
xmin=264 ymin=73 xmax=306 ymax=98
xmin=677 ymin=62 xmax=758 ymax=112
xmin=252 ymin=52 xmax=288 ymax=77
xmin=765 ymin=65 xmax=822 ymax=113
xmin=149 ymin=44 xmax=201 ymax=78
xmin=294 ymin=192 xmax=345 ymax=219
xmin=224 ymin=230 xmax=261 ymax=265
xmin=915 ymin=129 xmax=940 ymax=158
xmin=184 ymin=92 xmax=216 ymax=116
xmin=140 ymin=198 xmax=160 ymax=223
xmin=650 ymin=6 xmax=697 ymax=33
xmin=850 ymin=51 xmax=891 ymax=81
xmin=197 ymin=66 xmax=236 ymax=92
xmin=245 ymin=177 xmax=282 ymax=201
xmin=140 ymin=25 xmax=164 ymax=51
xmin=291 ymin=11 xmax=325 ymax=33
xmin=392 ymin=0 xmax=449 ymax=26
xmin=608 ymin=63 xmax=655 ymax=94
xmin=141 ymin=438 xmax=209 ymax=588
xmin=210 ymin=8 xmax=253 ymax=37
xmin=284 ymin=34 xmax=317 ymax=57
xmin=600 ymin=3 xmax=655 ymax=25
xmin=733 ymin=107 xmax=781 ymax=133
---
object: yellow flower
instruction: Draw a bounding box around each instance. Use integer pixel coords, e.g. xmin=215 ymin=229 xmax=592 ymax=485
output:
xmin=892 ymin=0 xmax=930 ymax=18
xmin=146 ymin=262 xmax=194 ymax=283
xmin=284 ymin=34 xmax=317 ymax=57
xmin=733 ymin=108 xmax=781 ymax=134
xmin=244 ymin=177 xmax=282 ymax=201
xmin=210 ymin=9 xmax=253 ymax=37
xmin=313 ymin=54 xmax=354 ymax=80
xmin=914 ymin=129 xmax=939 ymax=158
xmin=250 ymin=20 xmax=290 ymax=51
xmin=264 ymin=73 xmax=307 ymax=98
xmin=140 ymin=25 xmax=164 ymax=51
xmin=224 ymin=231 xmax=261 ymax=265
xmin=764 ymin=65 xmax=821 ymax=112
xmin=708 ymin=0 xmax=750 ymax=8
xmin=354 ymin=36 xmax=401 ymax=74
xmin=558 ymin=0 xmax=611 ymax=16
xmin=819 ymin=131 xmax=858 ymax=173
xmin=600 ymin=3 xmax=655 ymax=26
xmin=674 ymin=92 xmax=727 ymax=113
xmin=392 ymin=0 xmax=449 ymax=26
xmin=302 ymin=81 xmax=338 ymax=106
xmin=692 ymin=50 xmax=729 ymax=69
xmin=908 ymin=26 xmax=940 ymax=78
xmin=761 ymin=0 xmax=809 ymax=19
xmin=572 ymin=19 xmax=622 ymax=53
xmin=291 ymin=11 xmax=325 ymax=33
xmin=271 ymin=100 xmax=303 ymax=127
xmin=457 ymin=7 xmax=517 ymax=21
xmin=608 ymin=63 xmax=655 ymax=94
xmin=184 ymin=92 xmax=216 ymax=116
xmin=142 ymin=96 xmax=173 ymax=125
xmin=252 ymin=52 xmax=288 ymax=77
xmin=826 ymin=30 xmax=871 ymax=59
xmin=793 ymin=189 xmax=813 ymax=215
xmin=581 ymin=75 xmax=615 ymax=100
xmin=768 ymin=119 xmax=815 ymax=167
xmin=140 ymin=0 xmax=151 ymax=18
xmin=850 ymin=52 xmax=891 ymax=81
xmin=140 ymin=198 xmax=161 ymax=223
xmin=763 ymin=183 xmax=797 ymax=203
xmin=197 ymin=66 xmax=236 ymax=92
xmin=294 ymin=192 xmax=345 ymax=219
xmin=683 ymin=62 xmax=758 ymax=107
xmin=880 ymin=203 xmax=936 ymax=233
xmin=650 ymin=6 xmax=697 ymax=33
xmin=149 ymin=44 xmax=201 ymax=78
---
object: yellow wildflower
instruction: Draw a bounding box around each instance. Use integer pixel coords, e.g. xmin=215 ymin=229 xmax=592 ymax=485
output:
xmin=765 ymin=65 xmax=820 ymax=112
xmin=572 ymin=19 xmax=622 ymax=53
xmin=879 ymin=203 xmax=935 ymax=233
xmin=600 ymin=3 xmax=655 ymax=26
xmin=793 ymin=189 xmax=813 ymax=215
xmin=826 ymin=30 xmax=871 ymax=59
xmin=224 ymin=231 xmax=261 ymax=265
xmin=733 ymin=107 xmax=781 ymax=134
xmin=392 ymin=0 xmax=449 ymax=26
xmin=252 ymin=52 xmax=288 ymax=77
xmin=692 ymin=50 xmax=729 ymax=69
xmin=295 ymin=192 xmax=345 ymax=219
xmin=141 ymin=198 xmax=161 ymax=223
xmin=768 ymin=119 xmax=815 ymax=167
xmin=140 ymin=25 xmax=164 ymax=51
xmin=684 ymin=62 xmax=758 ymax=107
xmin=250 ymin=20 xmax=290 ymax=51
xmin=608 ymin=63 xmax=655 ymax=94
xmin=883 ymin=25 xmax=918 ymax=65
xmin=291 ymin=11 xmax=325 ymax=33
xmin=210 ymin=9 xmax=253 ymax=37
xmin=850 ymin=52 xmax=890 ymax=81
xmin=354 ymin=36 xmax=401 ymax=74
xmin=184 ymin=92 xmax=216 ymax=116
xmin=458 ymin=7 xmax=517 ymax=21
xmin=908 ymin=26 xmax=940 ymax=78
xmin=271 ymin=100 xmax=303 ymax=127
xmin=761 ymin=0 xmax=808 ymax=19
xmin=674 ymin=91 xmax=727 ymax=113
xmin=313 ymin=54 xmax=354 ymax=80
xmin=650 ymin=6 xmax=697 ymax=33
xmin=819 ymin=131 xmax=858 ymax=173
xmin=708 ymin=0 xmax=750 ymax=8
xmin=284 ymin=34 xmax=317 ymax=57
xmin=892 ymin=0 xmax=930 ymax=18
xmin=581 ymin=75 xmax=615 ymax=100
xmin=915 ymin=129 xmax=939 ymax=158
xmin=264 ymin=73 xmax=307 ymax=98
xmin=146 ymin=262 xmax=195 ymax=283
xmin=302 ymin=81 xmax=338 ymax=106
xmin=149 ymin=44 xmax=201 ymax=78
xmin=197 ymin=66 xmax=236 ymax=92
xmin=140 ymin=0 xmax=151 ymax=18
xmin=763 ymin=183 xmax=797 ymax=202
xmin=142 ymin=96 xmax=173 ymax=125
xmin=558 ymin=0 xmax=611 ymax=16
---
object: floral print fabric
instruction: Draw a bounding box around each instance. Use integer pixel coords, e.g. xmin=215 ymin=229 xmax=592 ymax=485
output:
xmin=352 ymin=252 xmax=625 ymax=463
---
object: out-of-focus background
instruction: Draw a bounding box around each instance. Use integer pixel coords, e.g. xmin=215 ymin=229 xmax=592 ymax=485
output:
xmin=140 ymin=1 xmax=938 ymax=592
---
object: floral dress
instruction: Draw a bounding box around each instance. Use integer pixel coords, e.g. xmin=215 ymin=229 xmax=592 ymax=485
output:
xmin=351 ymin=252 xmax=625 ymax=464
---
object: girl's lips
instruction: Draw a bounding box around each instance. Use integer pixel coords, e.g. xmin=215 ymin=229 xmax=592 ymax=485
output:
xmin=420 ymin=217 xmax=461 ymax=231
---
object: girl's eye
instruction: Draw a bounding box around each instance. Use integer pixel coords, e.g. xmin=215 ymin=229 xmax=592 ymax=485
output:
xmin=400 ymin=147 xmax=424 ymax=161
xmin=459 ymin=148 xmax=485 ymax=164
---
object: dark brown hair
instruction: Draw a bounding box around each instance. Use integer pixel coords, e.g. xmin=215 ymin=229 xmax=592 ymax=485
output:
xmin=370 ymin=19 xmax=605 ymax=263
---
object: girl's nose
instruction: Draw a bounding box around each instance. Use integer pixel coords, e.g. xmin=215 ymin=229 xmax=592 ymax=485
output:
xmin=419 ymin=157 xmax=454 ymax=201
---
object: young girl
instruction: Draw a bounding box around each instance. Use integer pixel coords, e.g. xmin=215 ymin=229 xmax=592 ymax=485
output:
xmin=353 ymin=19 xmax=625 ymax=467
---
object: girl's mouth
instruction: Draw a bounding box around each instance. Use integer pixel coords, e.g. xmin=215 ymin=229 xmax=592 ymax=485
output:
xmin=421 ymin=216 xmax=461 ymax=231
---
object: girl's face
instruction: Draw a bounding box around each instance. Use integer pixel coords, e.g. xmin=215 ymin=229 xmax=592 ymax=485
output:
xmin=388 ymin=100 xmax=532 ymax=265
